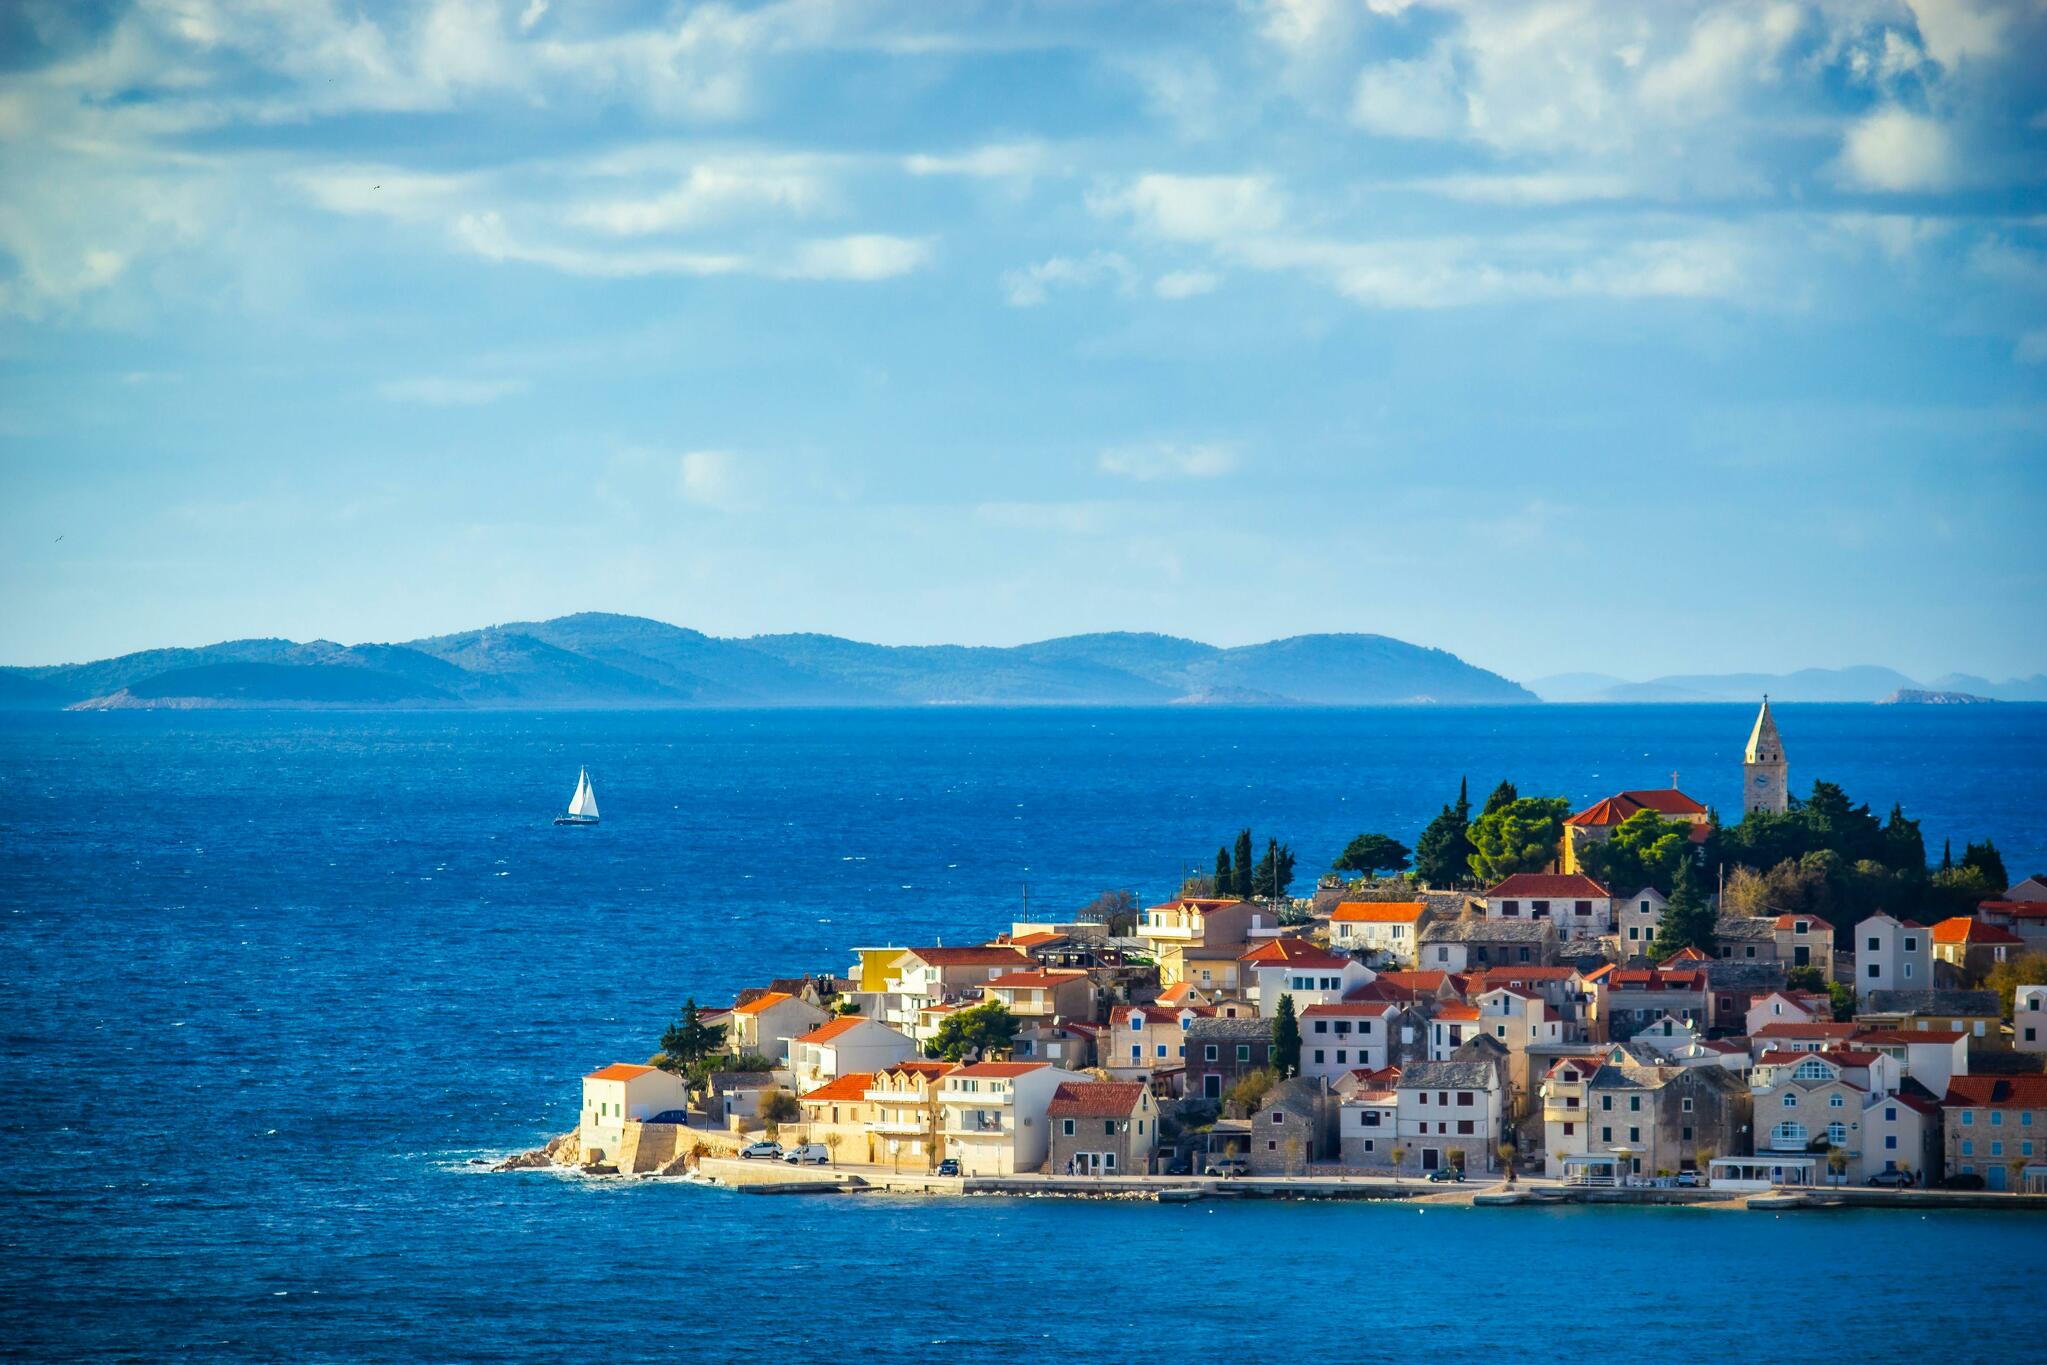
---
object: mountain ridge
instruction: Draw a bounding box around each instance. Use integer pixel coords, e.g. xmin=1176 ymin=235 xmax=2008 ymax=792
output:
xmin=8 ymin=613 xmax=1537 ymax=710
xmin=1527 ymin=665 xmax=2047 ymax=704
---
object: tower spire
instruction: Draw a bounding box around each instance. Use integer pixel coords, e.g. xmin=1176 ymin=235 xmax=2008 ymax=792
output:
xmin=1743 ymin=697 xmax=1788 ymax=814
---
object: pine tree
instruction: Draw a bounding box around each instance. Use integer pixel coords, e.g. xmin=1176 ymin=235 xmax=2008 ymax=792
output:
xmin=1651 ymin=860 xmax=1716 ymax=958
xmin=1962 ymin=839 xmax=2009 ymax=892
xmin=1233 ymin=828 xmax=1255 ymax=898
xmin=1481 ymin=780 xmax=1519 ymax=817
xmin=1881 ymin=803 xmax=1925 ymax=875
xmin=1272 ymin=994 xmax=1302 ymax=1077
xmin=1414 ymin=797 xmax=1476 ymax=888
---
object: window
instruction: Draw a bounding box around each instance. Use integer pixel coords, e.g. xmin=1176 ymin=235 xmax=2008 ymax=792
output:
xmin=1204 ymin=1044 xmax=1218 ymax=1062
xmin=1961 ymin=1139 xmax=1974 ymax=1155
xmin=1237 ymin=1045 xmax=1250 ymax=1062
xmin=1313 ymin=1020 xmax=1329 ymax=1034
xmin=1771 ymin=1121 xmax=1807 ymax=1147
xmin=1783 ymin=1095 xmax=1797 ymax=1108
xmin=1885 ymin=1135 xmax=1897 ymax=1149
xmin=1681 ymin=1097 xmax=1694 ymax=1113
xmin=1336 ymin=1050 xmax=1348 ymax=1064
xmin=1267 ymin=1140 xmax=1277 ymax=1151
xmin=1903 ymin=936 xmax=1918 ymax=952
xmin=1575 ymin=900 xmax=1592 ymax=916
xmin=1682 ymin=1126 xmax=1693 ymax=1141
xmin=1829 ymin=1094 xmax=1845 ymax=1109
xmin=1867 ymin=936 xmax=1880 ymax=952
xmin=1271 ymin=1111 xmax=1285 ymax=1126
xmin=1629 ymin=1127 xmax=1640 ymax=1142
xmin=1313 ymin=1049 xmax=1326 ymax=1065
xmin=1794 ymin=1059 xmax=1832 ymax=1081
xmin=1962 ymin=1111 xmax=1974 ymax=1126
xmin=1866 ymin=963 xmax=1880 ymax=979
xmin=1827 ymin=1122 xmax=1847 ymax=1145
xmin=1105 ymin=1120 xmax=1117 ymax=1136
xmin=1991 ymin=1140 xmax=2004 ymax=1157
xmin=1061 ymin=1119 xmax=1074 ymax=1135
xmin=1457 ymin=1091 xmax=1474 ymax=1106
xmin=1457 ymin=1120 xmax=1474 ymax=1135
xmin=1885 ymin=1106 xmax=1897 ymax=1121
xmin=1629 ymin=1096 xmax=1641 ymax=1112
xmin=1563 ymin=1122 xmax=1575 ymax=1136
xmin=1601 ymin=1096 xmax=1613 ymax=1111
xmin=1601 ymin=1127 xmax=1612 ymax=1142
xmin=1155 ymin=1044 xmax=1167 ymax=1058
xmin=1501 ymin=900 xmax=1520 ymax=916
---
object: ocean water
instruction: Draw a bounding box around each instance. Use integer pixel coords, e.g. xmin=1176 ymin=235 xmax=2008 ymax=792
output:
xmin=3 ymin=703 xmax=2045 ymax=1363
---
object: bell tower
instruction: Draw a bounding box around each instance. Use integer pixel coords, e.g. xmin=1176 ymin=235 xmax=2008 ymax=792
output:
xmin=1743 ymin=696 xmax=1788 ymax=815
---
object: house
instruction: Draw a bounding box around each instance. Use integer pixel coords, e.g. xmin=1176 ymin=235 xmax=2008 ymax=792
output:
xmin=1631 ymin=1014 xmax=1704 ymax=1060
xmin=1930 ymin=917 xmax=2025 ymax=984
xmin=2018 ymin=985 xmax=2047 ymax=1053
xmin=1328 ymin=900 xmax=1430 ymax=965
xmin=1394 ymin=1059 xmax=1506 ymax=1174
xmin=1772 ymin=913 xmax=1836 ymax=975
xmin=795 ymin=1071 xmax=874 ymax=1157
xmin=1590 ymin=966 xmax=1707 ymax=1042
xmin=1615 ymin=887 xmax=1669 ymax=951
xmin=1943 ymin=1075 xmax=2047 ymax=1192
xmin=1750 ymin=1020 xmax=1861 ymax=1053
xmin=1365 ymin=970 xmax=1469 ymax=1006
xmin=705 ymin=1070 xmax=780 ymax=1129
xmin=936 ymin=1061 xmax=1086 ymax=1176
xmin=875 ymin=945 xmax=1034 ymax=1038
xmin=1975 ymin=899 xmax=2047 ymax=950
xmin=1471 ymin=984 xmax=1571 ymax=1105
xmin=788 ymin=1016 xmax=919 ymax=1090
xmin=1854 ymin=913 xmax=1931 ymax=1005
xmin=1714 ymin=915 xmax=1779 ymax=964
xmin=1248 ymin=1076 xmax=1337 ymax=1174
xmin=1106 ymin=1004 xmax=1205 ymax=1078
xmin=1858 ymin=989 xmax=2004 ymax=1046
xmin=1299 ymin=1001 xmax=1399 ymax=1083
xmin=1418 ymin=918 xmax=1559 ymax=972
xmin=1186 ymin=1017 xmax=1273 ymax=1101
xmin=1427 ymin=1003 xmax=1483 ymax=1059
xmin=2005 ymin=875 xmax=2047 ymax=902
xmin=982 ymin=968 xmax=1095 ymax=1022
xmin=1749 ymin=1051 xmax=1873 ymax=1177
xmin=1046 ymin=1081 xmax=1157 ymax=1176
xmin=1338 ymin=1072 xmax=1402 ymax=1168
xmin=1862 ymin=1082 xmax=1943 ymax=1184
xmin=1240 ymin=937 xmax=1375 ymax=1016
xmin=1578 ymin=1061 xmax=1753 ymax=1180
xmin=725 ymin=991 xmax=830 ymax=1065
xmin=1849 ymin=1029 xmax=1968 ymax=1100
xmin=1744 ymin=990 xmax=1831 ymax=1038
xmin=1481 ymin=873 xmax=1614 ymax=942
xmin=1561 ymin=787 xmax=1710 ymax=874
xmin=864 ymin=1059 xmax=958 ymax=1170
xmin=1702 ymin=960 xmax=1789 ymax=1032
xmin=1138 ymin=897 xmax=1282 ymax=990
xmin=1540 ymin=1055 xmax=1605 ymax=1177
xmin=579 ymin=1063 xmax=687 ymax=1165
xmin=1012 ymin=1020 xmax=1097 ymax=1071
xmin=1463 ymin=965 xmax=1591 ymax=1024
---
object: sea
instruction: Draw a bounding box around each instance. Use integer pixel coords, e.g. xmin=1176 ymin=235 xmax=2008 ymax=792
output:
xmin=3 ymin=703 xmax=2045 ymax=1363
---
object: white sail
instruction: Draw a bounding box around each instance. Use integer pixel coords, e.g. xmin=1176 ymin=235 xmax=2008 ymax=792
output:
xmin=568 ymin=768 xmax=599 ymax=819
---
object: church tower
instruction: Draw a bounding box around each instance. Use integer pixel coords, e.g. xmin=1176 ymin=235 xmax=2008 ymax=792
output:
xmin=1743 ymin=697 xmax=1788 ymax=815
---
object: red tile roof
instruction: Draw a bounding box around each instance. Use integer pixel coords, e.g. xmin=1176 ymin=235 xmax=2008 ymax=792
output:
xmin=1659 ymin=947 xmax=1709 ymax=964
xmin=731 ymin=991 xmax=796 ymax=1016
xmin=1485 ymin=872 xmax=1611 ymax=899
xmin=1565 ymin=789 xmax=1708 ymax=827
xmin=1330 ymin=900 xmax=1428 ymax=923
xmin=799 ymin=1072 xmax=874 ymax=1104
xmin=1931 ymin=916 xmax=2025 ymax=946
xmin=1239 ymin=938 xmax=1353 ymax=968
xmin=1046 ymin=1081 xmax=1148 ymax=1118
xmin=951 ymin=1061 xmax=1049 ymax=1078
xmin=1005 ymin=931 xmax=1068 ymax=948
xmin=1773 ymin=913 xmax=1833 ymax=931
xmin=1434 ymin=1004 xmax=1481 ymax=1022
xmin=585 ymin=1063 xmax=657 ymax=1083
xmin=1944 ymin=1076 xmax=2047 ymax=1108
xmin=796 ymin=1015 xmax=883 ymax=1046
xmin=1978 ymin=900 xmax=2047 ymax=919
xmin=904 ymin=946 xmax=1033 ymax=968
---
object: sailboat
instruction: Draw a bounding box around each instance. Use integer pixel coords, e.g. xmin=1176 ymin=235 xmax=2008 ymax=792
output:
xmin=554 ymin=767 xmax=600 ymax=826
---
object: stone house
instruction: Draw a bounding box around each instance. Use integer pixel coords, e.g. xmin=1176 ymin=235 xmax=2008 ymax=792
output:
xmin=1744 ymin=991 xmax=1831 ymax=1038
xmin=1703 ymin=960 xmax=1789 ymax=1032
xmin=1186 ymin=1016 xmax=1273 ymax=1102
xmin=1482 ymin=872 xmax=1616 ymax=942
xmin=1749 ymin=1051 xmax=1875 ymax=1175
xmin=1582 ymin=1062 xmax=1752 ymax=1178
xmin=1394 ymin=1057 xmax=1506 ymax=1175
xmin=1561 ymin=788 xmax=1710 ymax=875
xmin=1589 ymin=966 xmax=1707 ymax=1042
xmin=1714 ymin=915 xmax=1779 ymax=965
xmin=1338 ymin=1076 xmax=1401 ymax=1169
xmin=1327 ymin=900 xmax=1430 ymax=966
xmin=1858 ymin=989 xmax=2004 ymax=1047
xmin=1418 ymin=918 xmax=1559 ymax=972
xmin=1248 ymin=1076 xmax=1337 ymax=1174
xmin=1046 ymin=1081 xmax=1157 ymax=1176
xmin=2018 ymin=985 xmax=2047 ymax=1053
xmin=1615 ymin=886 xmax=1669 ymax=951
xmin=1105 ymin=1004 xmax=1206 ymax=1079
xmin=1943 ymin=1075 xmax=2047 ymax=1192
xmin=1299 ymin=1001 xmax=1399 ymax=1084
xmin=1863 ymin=1082 xmax=1943 ymax=1183
xmin=1929 ymin=917 xmax=2025 ymax=985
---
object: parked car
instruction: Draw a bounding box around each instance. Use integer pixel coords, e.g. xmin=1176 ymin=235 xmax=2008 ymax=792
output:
xmin=1942 ymin=1172 xmax=1985 ymax=1191
xmin=1165 ymin=1157 xmax=1192 ymax=1176
xmin=781 ymin=1143 xmax=829 ymax=1165
xmin=1203 ymin=1157 xmax=1248 ymax=1177
xmin=738 ymin=1140 xmax=782 ymax=1160
xmin=1867 ymin=1168 xmax=1913 ymax=1188
xmin=646 ymin=1110 xmax=691 ymax=1126
xmin=1674 ymin=1170 xmax=1700 ymax=1188
xmin=935 ymin=1158 xmax=961 ymax=1177
xmin=1425 ymin=1166 xmax=1465 ymax=1184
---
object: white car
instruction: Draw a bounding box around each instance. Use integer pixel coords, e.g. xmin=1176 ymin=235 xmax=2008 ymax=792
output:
xmin=781 ymin=1143 xmax=829 ymax=1165
xmin=739 ymin=1140 xmax=783 ymax=1160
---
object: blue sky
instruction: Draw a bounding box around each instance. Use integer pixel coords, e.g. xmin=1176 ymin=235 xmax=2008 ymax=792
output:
xmin=1 ymin=0 xmax=2044 ymax=682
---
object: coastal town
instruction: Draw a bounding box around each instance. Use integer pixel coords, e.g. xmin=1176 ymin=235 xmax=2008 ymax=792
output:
xmin=516 ymin=701 xmax=2047 ymax=1206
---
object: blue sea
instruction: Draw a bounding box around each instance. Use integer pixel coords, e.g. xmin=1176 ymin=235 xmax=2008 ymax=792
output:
xmin=3 ymin=704 xmax=2045 ymax=1363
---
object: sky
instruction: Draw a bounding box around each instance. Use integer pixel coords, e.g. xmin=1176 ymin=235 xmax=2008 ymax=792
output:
xmin=1 ymin=0 xmax=2044 ymax=683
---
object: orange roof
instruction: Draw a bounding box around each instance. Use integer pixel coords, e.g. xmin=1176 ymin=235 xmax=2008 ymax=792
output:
xmin=1006 ymin=931 xmax=1067 ymax=948
xmin=1485 ymin=872 xmax=1611 ymax=899
xmin=1660 ymin=947 xmax=1709 ymax=964
xmin=1565 ymin=789 xmax=1708 ymax=827
xmin=1931 ymin=916 xmax=2025 ymax=946
xmin=1239 ymin=938 xmax=1352 ymax=968
xmin=986 ymin=969 xmax=1090 ymax=990
xmin=951 ymin=1061 xmax=1049 ymax=1078
xmin=797 ymin=1015 xmax=882 ymax=1046
xmin=1046 ymin=1081 xmax=1147 ymax=1118
xmin=1945 ymin=1076 xmax=2047 ymax=1108
xmin=585 ymin=1063 xmax=656 ymax=1083
xmin=1434 ymin=1004 xmax=1480 ymax=1021
xmin=799 ymin=1072 xmax=874 ymax=1104
xmin=731 ymin=991 xmax=795 ymax=1016
xmin=1773 ymin=912 xmax=1833 ymax=930
xmin=1330 ymin=900 xmax=1428 ymax=924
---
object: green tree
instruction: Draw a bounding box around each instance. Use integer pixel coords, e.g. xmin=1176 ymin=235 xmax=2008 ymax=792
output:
xmin=1881 ymin=803 xmax=1926 ymax=874
xmin=1963 ymin=839 xmax=2009 ymax=892
xmin=1225 ymin=1067 xmax=1279 ymax=1116
xmin=1214 ymin=847 xmax=1233 ymax=895
xmin=1272 ymin=994 xmax=1302 ymax=1077
xmin=1481 ymin=780 xmax=1519 ymax=817
xmin=659 ymin=999 xmax=726 ymax=1073
xmin=757 ymin=1087 xmax=801 ymax=1134
xmin=1651 ymin=860 xmax=1716 ymax=957
xmin=1803 ymin=781 xmax=1884 ymax=865
xmin=925 ymin=1001 xmax=1019 ymax=1062
xmin=1467 ymin=795 xmax=1571 ymax=885
xmin=1251 ymin=838 xmax=1297 ymax=900
xmin=1578 ymin=808 xmax=1694 ymax=896
xmin=1926 ymin=863 xmax=1999 ymax=919
xmin=1233 ymin=828 xmax=1255 ymax=898
xmin=1985 ymin=952 xmax=2047 ymax=1018
xmin=1334 ymin=832 xmax=1411 ymax=879
xmin=1414 ymin=804 xmax=1475 ymax=888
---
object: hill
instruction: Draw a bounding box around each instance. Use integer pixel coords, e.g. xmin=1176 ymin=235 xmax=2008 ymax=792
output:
xmin=7 ymin=614 xmax=1535 ymax=710
xmin=1526 ymin=665 xmax=2047 ymax=704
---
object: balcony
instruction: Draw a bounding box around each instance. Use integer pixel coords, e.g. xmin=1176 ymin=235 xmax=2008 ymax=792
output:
xmin=868 ymin=1116 xmax=930 ymax=1135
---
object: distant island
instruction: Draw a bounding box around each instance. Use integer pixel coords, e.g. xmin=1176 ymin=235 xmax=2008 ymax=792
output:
xmin=1529 ymin=667 xmax=2047 ymax=704
xmin=1880 ymin=689 xmax=1996 ymax=706
xmin=0 ymin=613 xmax=1536 ymax=710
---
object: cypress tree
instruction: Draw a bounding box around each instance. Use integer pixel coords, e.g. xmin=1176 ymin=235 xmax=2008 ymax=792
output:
xmin=1272 ymin=994 xmax=1302 ymax=1077
xmin=1233 ymin=828 xmax=1254 ymax=898
xmin=1215 ymin=846 xmax=1233 ymax=893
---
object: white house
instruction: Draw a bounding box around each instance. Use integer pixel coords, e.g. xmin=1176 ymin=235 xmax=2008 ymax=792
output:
xmin=1849 ymin=1028 xmax=1969 ymax=1099
xmin=789 ymin=1015 xmax=919 ymax=1090
xmin=1394 ymin=1059 xmax=1506 ymax=1174
xmin=1631 ymin=1013 xmax=1704 ymax=1060
xmin=1327 ymin=901 xmax=1429 ymax=965
xmin=936 ymin=1061 xmax=1086 ymax=1176
xmin=1482 ymin=873 xmax=1614 ymax=942
xmin=725 ymin=991 xmax=830 ymax=1065
xmin=1854 ymin=913 xmax=1931 ymax=1006
xmin=2017 ymin=985 xmax=2047 ymax=1053
xmin=1615 ymin=887 xmax=1669 ymax=952
xmin=1239 ymin=938 xmax=1375 ymax=1017
xmin=1744 ymin=991 xmax=1830 ymax=1038
xmin=1299 ymin=1001 xmax=1398 ymax=1083
xmin=579 ymin=1063 xmax=687 ymax=1164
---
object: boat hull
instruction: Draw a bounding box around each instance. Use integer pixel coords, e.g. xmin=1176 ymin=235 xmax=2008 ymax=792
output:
xmin=553 ymin=815 xmax=600 ymax=826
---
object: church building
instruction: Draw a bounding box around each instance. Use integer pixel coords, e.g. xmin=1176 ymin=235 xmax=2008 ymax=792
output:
xmin=1743 ymin=697 xmax=1789 ymax=815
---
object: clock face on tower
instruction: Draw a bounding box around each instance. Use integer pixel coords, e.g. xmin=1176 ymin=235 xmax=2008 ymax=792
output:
xmin=1754 ymin=774 xmax=1769 ymax=786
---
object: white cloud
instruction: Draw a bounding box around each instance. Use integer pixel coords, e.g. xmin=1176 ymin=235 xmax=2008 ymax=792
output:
xmin=1351 ymin=48 xmax=1467 ymax=139
xmin=517 ymin=0 xmax=549 ymax=34
xmin=678 ymin=449 xmax=739 ymax=508
xmin=1840 ymin=108 xmax=1957 ymax=191
xmin=378 ymin=376 xmax=526 ymax=405
xmin=570 ymin=163 xmax=828 ymax=235
xmin=1153 ymin=269 xmax=1219 ymax=299
xmin=1090 ymin=174 xmax=1284 ymax=242
xmin=1001 ymin=252 xmax=1133 ymax=307
xmin=903 ymin=142 xmax=1055 ymax=181
xmin=785 ymin=234 xmax=932 ymax=281
xmin=448 ymin=212 xmax=927 ymax=281
xmin=1405 ymin=172 xmax=1634 ymax=204
xmin=1097 ymin=442 xmax=1239 ymax=481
